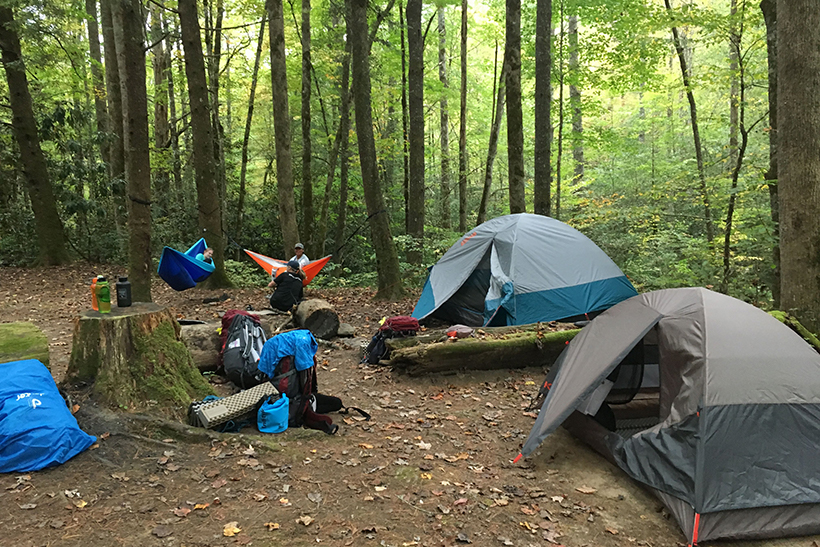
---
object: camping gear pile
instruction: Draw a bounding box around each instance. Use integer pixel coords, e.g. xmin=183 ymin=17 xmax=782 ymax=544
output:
xmin=520 ymin=288 xmax=820 ymax=544
xmin=412 ymin=213 xmax=638 ymax=327
xmin=362 ymin=315 xmax=420 ymax=364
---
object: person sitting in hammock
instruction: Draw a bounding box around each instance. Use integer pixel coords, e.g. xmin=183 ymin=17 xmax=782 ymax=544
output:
xmin=195 ymin=247 xmax=214 ymax=264
xmin=268 ymin=260 xmax=305 ymax=312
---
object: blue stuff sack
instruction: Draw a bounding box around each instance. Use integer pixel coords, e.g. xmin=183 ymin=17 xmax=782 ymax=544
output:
xmin=257 ymin=394 xmax=289 ymax=434
xmin=0 ymin=359 xmax=96 ymax=473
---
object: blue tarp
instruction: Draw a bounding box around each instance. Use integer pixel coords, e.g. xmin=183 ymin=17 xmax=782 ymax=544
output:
xmin=157 ymin=238 xmax=216 ymax=291
xmin=258 ymin=329 xmax=318 ymax=376
xmin=0 ymin=359 xmax=96 ymax=473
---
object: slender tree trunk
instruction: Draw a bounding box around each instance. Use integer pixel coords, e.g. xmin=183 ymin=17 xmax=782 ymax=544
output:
xmin=178 ymin=0 xmax=229 ymax=285
xmin=400 ymin=0 xmax=410 ymax=234
xmin=151 ymin=3 xmax=170 ymax=202
xmin=458 ymin=0 xmax=468 ymax=231
xmin=664 ymin=0 xmax=714 ymax=242
xmin=777 ymin=0 xmax=820 ymax=332
xmin=111 ymin=0 xmax=152 ymax=300
xmin=0 ymin=5 xmax=71 ymax=265
xmin=166 ymin=26 xmax=183 ymax=199
xmin=236 ymin=17 xmax=266 ymax=245
xmin=555 ymin=8 xmax=564 ymax=220
xmin=407 ymin=0 xmax=424 ymax=263
xmin=300 ymin=0 xmax=314 ymax=251
xmin=100 ymin=0 xmax=126 ymax=224
xmin=729 ymin=0 xmax=739 ymax=170
xmin=267 ymin=0 xmax=300 ymax=252
xmin=85 ymin=0 xmax=110 ymax=171
xmin=437 ymin=8 xmax=451 ymax=229
xmin=534 ymin=0 xmax=552 ymax=216
xmin=506 ymin=0 xmax=525 ymax=214
xmin=208 ymin=0 xmax=226 ymax=239
xmin=760 ymin=0 xmax=779 ymax=307
xmin=349 ymin=0 xmax=404 ymax=299
xmin=478 ymin=50 xmax=506 ymax=225
xmin=568 ymin=14 xmax=583 ymax=185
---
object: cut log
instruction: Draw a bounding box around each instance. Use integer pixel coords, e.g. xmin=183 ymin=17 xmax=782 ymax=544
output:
xmin=385 ymin=322 xmax=577 ymax=352
xmin=179 ymin=313 xmax=294 ymax=371
xmin=388 ymin=328 xmax=580 ymax=375
xmin=0 ymin=322 xmax=49 ymax=367
xmin=295 ymin=298 xmax=339 ymax=340
xmin=65 ymin=303 xmax=215 ymax=418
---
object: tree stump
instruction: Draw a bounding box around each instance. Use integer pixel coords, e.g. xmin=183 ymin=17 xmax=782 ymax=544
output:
xmin=65 ymin=303 xmax=214 ymax=417
xmin=0 ymin=322 xmax=49 ymax=367
xmin=295 ymin=298 xmax=339 ymax=340
xmin=388 ymin=328 xmax=579 ymax=375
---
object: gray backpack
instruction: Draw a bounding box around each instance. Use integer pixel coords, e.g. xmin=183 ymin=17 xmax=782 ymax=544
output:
xmin=223 ymin=314 xmax=268 ymax=389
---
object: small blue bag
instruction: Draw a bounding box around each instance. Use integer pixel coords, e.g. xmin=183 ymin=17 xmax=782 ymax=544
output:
xmin=257 ymin=394 xmax=289 ymax=434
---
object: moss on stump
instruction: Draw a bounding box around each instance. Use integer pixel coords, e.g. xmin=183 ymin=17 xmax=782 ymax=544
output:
xmin=66 ymin=303 xmax=214 ymax=417
xmin=0 ymin=322 xmax=49 ymax=367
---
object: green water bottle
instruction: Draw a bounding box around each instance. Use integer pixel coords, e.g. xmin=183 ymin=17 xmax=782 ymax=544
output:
xmin=97 ymin=276 xmax=111 ymax=314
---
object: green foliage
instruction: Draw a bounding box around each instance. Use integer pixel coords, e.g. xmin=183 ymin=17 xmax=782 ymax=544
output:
xmin=225 ymin=259 xmax=269 ymax=288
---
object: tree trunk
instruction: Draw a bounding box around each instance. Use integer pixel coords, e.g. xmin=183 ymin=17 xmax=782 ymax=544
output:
xmin=178 ymin=0 xmax=229 ymax=286
xmin=295 ymin=298 xmax=340 ymax=340
xmin=458 ymin=0 xmax=468 ymax=232
xmin=301 ymin=0 xmax=314 ymax=252
xmin=209 ymin=0 xmax=227 ymax=243
xmin=555 ymin=9 xmax=564 ymax=220
xmin=534 ymin=0 xmax=552 ymax=216
xmin=267 ymin=0 xmax=300 ymax=252
xmin=237 ymin=17 xmax=266 ymax=245
xmin=0 ymin=5 xmax=71 ymax=266
xmin=760 ymin=0 xmax=779 ymax=308
xmin=100 ymin=0 xmax=126 ymax=224
xmin=728 ymin=0 xmax=739 ymax=171
xmin=777 ymin=0 xmax=820 ymax=333
xmin=568 ymin=14 xmax=583 ymax=185
xmin=406 ymin=0 xmax=424 ymax=264
xmin=506 ymin=0 xmax=525 ymax=214
xmin=166 ymin=22 xmax=183 ymax=199
xmin=112 ymin=0 xmax=152 ymax=302
xmin=389 ymin=328 xmax=579 ymax=375
xmin=664 ymin=0 xmax=714 ymax=243
xmin=66 ymin=304 xmax=215 ymax=418
xmin=478 ymin=50 xmax=506 ymax=225
xmin=400 ymin=0 xmax=410 ymax=234
xmin=438 ymin=8 xmax=452 ymax=230
xmin=349 ymin=0 xmax=404 ymax=299
xmin=85 ymin=0 xmax=110 ymax=170
xmin=334 ymin=39 xmax=352 ymax=266
xmin=151 ymin=3 xmax=170 ymax=202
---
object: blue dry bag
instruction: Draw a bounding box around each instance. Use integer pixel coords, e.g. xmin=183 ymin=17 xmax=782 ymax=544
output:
xmin=0 ymin=359 xmax=96 ymax=472
xmin=257 ymin=394 xmax=289 ymax=434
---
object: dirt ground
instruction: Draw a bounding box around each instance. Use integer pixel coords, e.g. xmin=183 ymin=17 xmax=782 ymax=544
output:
xmin=0 ymin=264 xmax=815 ymax=547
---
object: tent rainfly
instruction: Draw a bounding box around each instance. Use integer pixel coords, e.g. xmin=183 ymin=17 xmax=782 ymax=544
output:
xmin=412 ymin=213 xmax=637 ymax=326
xmin=520 ymin=287 xmax=820 ymax=544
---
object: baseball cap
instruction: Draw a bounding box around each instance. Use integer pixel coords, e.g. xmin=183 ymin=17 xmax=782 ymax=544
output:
xmin=287 ymin=260 xmax=300 ymax=270
xmin=294 ymin=242 xmax=305 ymax=249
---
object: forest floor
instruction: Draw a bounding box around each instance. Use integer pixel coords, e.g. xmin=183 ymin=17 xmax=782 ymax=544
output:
xmin=0 ymin=263 xmax=814 ymax=547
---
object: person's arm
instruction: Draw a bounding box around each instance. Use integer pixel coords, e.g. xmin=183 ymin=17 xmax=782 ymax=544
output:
xmin=268 ymin=272 xmax=281 ymax=288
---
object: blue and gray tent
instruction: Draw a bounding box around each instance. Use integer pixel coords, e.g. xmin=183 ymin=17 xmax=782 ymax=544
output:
xmin=412 ymin=214 xmax=637 ymax=326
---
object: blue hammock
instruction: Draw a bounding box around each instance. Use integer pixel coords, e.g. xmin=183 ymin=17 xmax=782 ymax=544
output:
xmin=157 ymin=238 xmax=215 ymax=291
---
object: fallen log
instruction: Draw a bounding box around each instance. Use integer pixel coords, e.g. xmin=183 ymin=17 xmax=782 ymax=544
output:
xmin=385 ymin=322 xmax=577 ymax=352
xmin=295 ymin=298 xmax=339 ymax=340
xmin=388 ymin=328 xmax=579 ymax=375
xmin=65 ymin=303 xmax=215 ymax=418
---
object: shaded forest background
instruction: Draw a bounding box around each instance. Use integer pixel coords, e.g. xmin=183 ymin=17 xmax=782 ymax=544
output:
xmin=1 ymin=0 xmax=817 ymax=328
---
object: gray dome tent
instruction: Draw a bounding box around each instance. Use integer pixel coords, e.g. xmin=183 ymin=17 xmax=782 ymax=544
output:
xmin=412 ymin=214 xmax=637 ymax=326
xmin=520 ymin=288 xmax=820 ymax=544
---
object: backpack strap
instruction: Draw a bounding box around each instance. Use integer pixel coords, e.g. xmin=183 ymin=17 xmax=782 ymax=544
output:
xmin=339 ymin=406 xmax=371 ymax=421
xmin=271 ymin=368 xmax=297 ymax=382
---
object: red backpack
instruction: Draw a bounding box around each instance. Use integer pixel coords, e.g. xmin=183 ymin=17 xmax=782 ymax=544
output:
xmin=379 ymin=315 xmax=420 ymax=335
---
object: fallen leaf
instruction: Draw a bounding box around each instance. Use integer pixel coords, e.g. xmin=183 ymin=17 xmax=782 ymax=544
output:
xmin=456 ymin=532 xmax=472 ymax=544
xmin=297 ymin=515 xmax=314 ymax=526
xmin=18 ymin=503 xmax=36 ymax=510
xmin=111 ymin=472 xmax=129 ymax=481
xmin=420 ymin=473 xmax=432 ymax=480
xmin=542 ymin=529 xmax=562 ymax=543
xmin=308 ymin=492 xmax=322 ymax=503
xmin=173 ymin=507 xmax=191 ymax=517
xmin=374 ymin=486 xmax=387 ymax=492
xmin=606 ymin=527 xmax=619 ymax=535
xmin=521 ymin=506 xmax=536 ymax=515
xmin=71 ymin=404 xmax=80 ymax=414
xmin=494 ymin=498 xmax=509 ymax=507
xmin=166 ymin=463 xmax=181 ymax=472
xmin=193 ymin=503 xmax=210 ymax=510
xmin=223 ymin=521 xmax=241 ymax=537
xmin=551 ymin=495 xmax=564 ymax=503
xmin=264 ymin=522 xmax=280 ymax=531
xmin=211 ymin=479 xmax=227 ymax=488
xmin=72 ymin=499 xmax=87 ymax=509
xmin=358 ymin=443 xmax=374 ymax=449
xmin=575 ymin=486 xmax=597 ymax=495
xmin=253 ymin=493 xmax=267 ymax=502
xmin=453 ymin=498 xmax=468 ymax=506
xmin=100 ymin=432 xmax=110 ymax=440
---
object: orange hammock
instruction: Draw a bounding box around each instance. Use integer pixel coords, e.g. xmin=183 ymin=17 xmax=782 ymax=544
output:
xmin=244 ymin=249 xmax=331 ymax=286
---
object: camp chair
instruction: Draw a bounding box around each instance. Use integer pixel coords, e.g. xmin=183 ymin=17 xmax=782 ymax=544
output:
xmin=244 ymin=249 xmax=331 ymax=286
xmin=157 ymin=238 xmax=216 ymax=291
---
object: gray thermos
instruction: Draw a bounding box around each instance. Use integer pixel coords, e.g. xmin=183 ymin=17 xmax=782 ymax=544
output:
xmin=116 ymin=276 xmax=132 ymax=307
